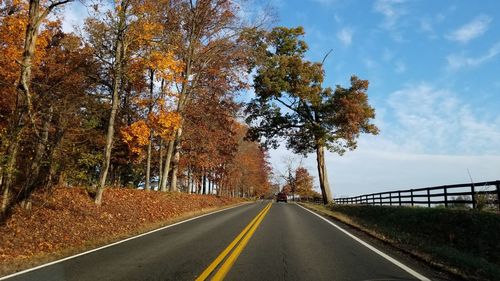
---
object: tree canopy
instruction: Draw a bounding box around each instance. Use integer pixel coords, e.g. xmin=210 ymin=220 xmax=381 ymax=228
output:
xmin=246 ymin=26 xmax=379 ymax=204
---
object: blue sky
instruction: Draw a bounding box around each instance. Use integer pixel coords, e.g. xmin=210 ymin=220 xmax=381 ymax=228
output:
xmin=62 ymin=0 xmax=500 ymax=196
xmin=257 ymin=0 xmax=500 ymax=195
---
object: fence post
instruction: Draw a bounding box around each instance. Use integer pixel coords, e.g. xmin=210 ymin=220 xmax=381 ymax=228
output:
xmin=379 ymin=193 xmax=382 ymax=205
xmin=398 ymin=191 xmax=401 ymax=206
xmin=496 ymin=182 xmax=500 ymax=211
xmin=427 ymin=189 xmax=431 ymax=207
xmin=411 ymin=189 xmax=414 ymax=206
xmin=389 ymin=192 xmax=392 ymax=206
xmin=471 ymin=184 xmax=476 ymax=209
xmin=444 ymin=186 xmax=448 ymax=208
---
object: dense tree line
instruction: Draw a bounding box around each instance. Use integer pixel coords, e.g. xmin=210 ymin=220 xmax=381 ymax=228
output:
xmin=0 ymin=0 xmax=272 ymax=219
xmin=1 ymin=1 xmax=378 ymax=219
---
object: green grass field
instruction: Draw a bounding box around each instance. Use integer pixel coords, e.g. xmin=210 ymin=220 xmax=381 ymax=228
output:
xmin=303 ymin=203 xmax=500 ymax=280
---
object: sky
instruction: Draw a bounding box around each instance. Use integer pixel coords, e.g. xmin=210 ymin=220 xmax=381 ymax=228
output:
xmin=61 ymin=0 xmax=500 ymax=197
xmin=253 ymin=0 xmax=500 ymax=196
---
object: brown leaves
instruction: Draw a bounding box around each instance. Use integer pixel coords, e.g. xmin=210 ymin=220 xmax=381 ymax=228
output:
xmin=0 ymin=187 xmax=242 ymax=271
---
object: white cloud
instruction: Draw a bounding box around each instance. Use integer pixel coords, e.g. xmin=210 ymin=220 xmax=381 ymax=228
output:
xmin=268 ymin=82 xmax=500 ymax=196
xmin=446 ymin=41 xmax=500 ymax=70
xmin=419 ymin=17 xmax=439 ymax=39
xmin=336 ymin=27 xmax=353 ymax=46
xmin=269 ymin=139 xmax=500 ymax=197
xmin=446 ymin=15 xmax=492 ymax=43
xmin=373 ymin=0 xmax=407 ymax=30
xmin=386 ymin=83 xmax=500 ymax=154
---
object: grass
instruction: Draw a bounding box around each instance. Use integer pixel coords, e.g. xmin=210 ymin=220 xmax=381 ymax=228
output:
xmin=301 ymin=203 xmax=500 ymax=281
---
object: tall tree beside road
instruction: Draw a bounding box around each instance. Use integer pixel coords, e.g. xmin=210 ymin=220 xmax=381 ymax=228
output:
xmin=246 ymin=26 xmax=379 ymax=204
xmin=161 ymin=0 xmax=256 ymax=192
xmin=1 ymin=0 xmax=75 ymax=216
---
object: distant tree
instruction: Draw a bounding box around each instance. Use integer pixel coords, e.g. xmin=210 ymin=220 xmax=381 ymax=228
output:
xmin=246 ymin=27 xmax=379 ymax=204
xmin=294 ymin=167 xmax=314 ymax=198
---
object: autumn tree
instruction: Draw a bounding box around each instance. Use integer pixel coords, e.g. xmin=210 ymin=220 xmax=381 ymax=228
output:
xmin=159 ymin=0 xmax=255 ymax=192
xmin=85 ymin=0 xmax=180 ymax=202
xmin=246 ymin=27 xmax=379 ymax=204
xmin=1 ymin=0 xmax=75 ymax=216
xmin=294 ymin=167 xmax=314 ymax=198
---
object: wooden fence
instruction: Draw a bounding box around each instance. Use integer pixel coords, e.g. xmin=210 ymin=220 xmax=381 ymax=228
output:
xmin=334 ymin=180 xmax=500 ymax=211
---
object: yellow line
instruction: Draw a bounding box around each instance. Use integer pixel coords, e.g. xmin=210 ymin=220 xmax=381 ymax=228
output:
xmin=211 ymin=202 xmax=272 ymax=281
xmin=195 ymin=203 xmax=272 ymax=281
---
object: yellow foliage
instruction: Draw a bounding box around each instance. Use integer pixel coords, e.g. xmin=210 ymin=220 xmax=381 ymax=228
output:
xmin=120 ymin=120 xmax=151 ymax=154
xmin=149 ymin=110 xmax=181 ymax=141
xmin=146 ymin=51 xmax=184 ymax=81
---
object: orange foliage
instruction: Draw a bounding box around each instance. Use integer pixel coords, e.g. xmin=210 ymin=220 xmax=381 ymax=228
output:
xmin=120 ymin=120 xmax=151 ymax=154
xmin=146 ymin=51 xmax=184 ymax=81
xmin=149 ymin=110 xmax=181 ymax=141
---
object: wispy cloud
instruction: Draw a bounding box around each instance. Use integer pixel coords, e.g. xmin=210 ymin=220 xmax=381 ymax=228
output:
xmin=373 ymin=0 xmax=407 ymax=30
xmin=336 ymin=27 xmax=353 ymax=46
xmin=269 ymin=82 xmax=500 ymax=195
xmin=446 ymin=41 xmax=500 ymax=70
xmin=446 ymin=15 xmax=492 ymax=43
xmin=387 ymin=83 xmax=500 ymax=154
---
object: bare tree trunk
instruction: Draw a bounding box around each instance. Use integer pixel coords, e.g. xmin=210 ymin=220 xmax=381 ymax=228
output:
xmin=158 ymin=138 xmax=163 ymax=188
xmin=160 ymin=140 xmax=174 ymax=192
xmin=1 ymin=142 xmax=18 ymax=214
xmin=145 ymin=137 xmax=152 ymax=191
xmin=95 ymin=5 xmax=127 ymax=204
xmin=20 ymin=106 xmax=52 ymax=202
xmin=202 ymin=172 xmax=207 ymax=194
xmin=315 ymin=144 xmax=332 ymax=204
xmin=145 ymin=69 xmax=155 ymax=191
xmin=45 ymin=115 xmax=66 ymax=188
xmin=169 ymin=126 xmax=183 ymax=192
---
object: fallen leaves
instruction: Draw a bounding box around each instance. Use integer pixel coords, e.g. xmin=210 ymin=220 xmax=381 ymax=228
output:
xmin=0 ymin=187 xmax=243 ymax=274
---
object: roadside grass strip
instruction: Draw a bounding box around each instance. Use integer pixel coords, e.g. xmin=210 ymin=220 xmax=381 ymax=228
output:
xmin=196 ymin=202 xmax=272 ymax=281
xmin=297 ymin=203 xmax=431 ymax=281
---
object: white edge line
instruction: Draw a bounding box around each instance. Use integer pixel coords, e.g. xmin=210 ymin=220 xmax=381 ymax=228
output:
xmin=295 ymin=203 xmax=431 ymax=281
xmin=0 ymin=202 xmax=251 ymax=281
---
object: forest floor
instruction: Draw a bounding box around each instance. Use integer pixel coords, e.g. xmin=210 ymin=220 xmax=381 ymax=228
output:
xmin=0 ymin=187 xmax=245 ymax=277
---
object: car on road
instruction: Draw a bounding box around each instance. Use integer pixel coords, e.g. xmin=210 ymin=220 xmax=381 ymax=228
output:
xmin=276 ymin=192 xmax=287 ymax=203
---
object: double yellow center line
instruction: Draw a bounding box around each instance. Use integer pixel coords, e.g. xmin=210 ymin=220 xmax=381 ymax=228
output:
xmin=195 ymin=202 xmax=272 ymax=281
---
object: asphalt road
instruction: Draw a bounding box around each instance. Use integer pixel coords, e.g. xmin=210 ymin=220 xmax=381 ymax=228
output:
xmin=3 ymin=201 xmax=447 ymax=281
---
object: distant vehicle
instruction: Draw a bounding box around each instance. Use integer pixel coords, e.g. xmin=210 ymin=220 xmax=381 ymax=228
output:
xmin=276 ymin=192 xmax=287 ymax=203
xmin=137 ymin=180 xmax=159 ymax=191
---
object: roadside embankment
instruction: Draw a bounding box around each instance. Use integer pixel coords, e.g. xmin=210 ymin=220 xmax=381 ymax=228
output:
xmin=0 ymin=187 xmax=245 ymax=276
xmin=301 ymin=203 xmax=500 ymax=281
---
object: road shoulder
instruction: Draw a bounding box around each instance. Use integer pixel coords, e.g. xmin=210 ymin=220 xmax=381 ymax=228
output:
xmin=297 ymin=202 xmax=458 ymax=281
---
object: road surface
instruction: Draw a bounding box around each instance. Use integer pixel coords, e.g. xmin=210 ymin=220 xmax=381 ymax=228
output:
xmin=2 ymin=201 xmax=448 ymax=281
